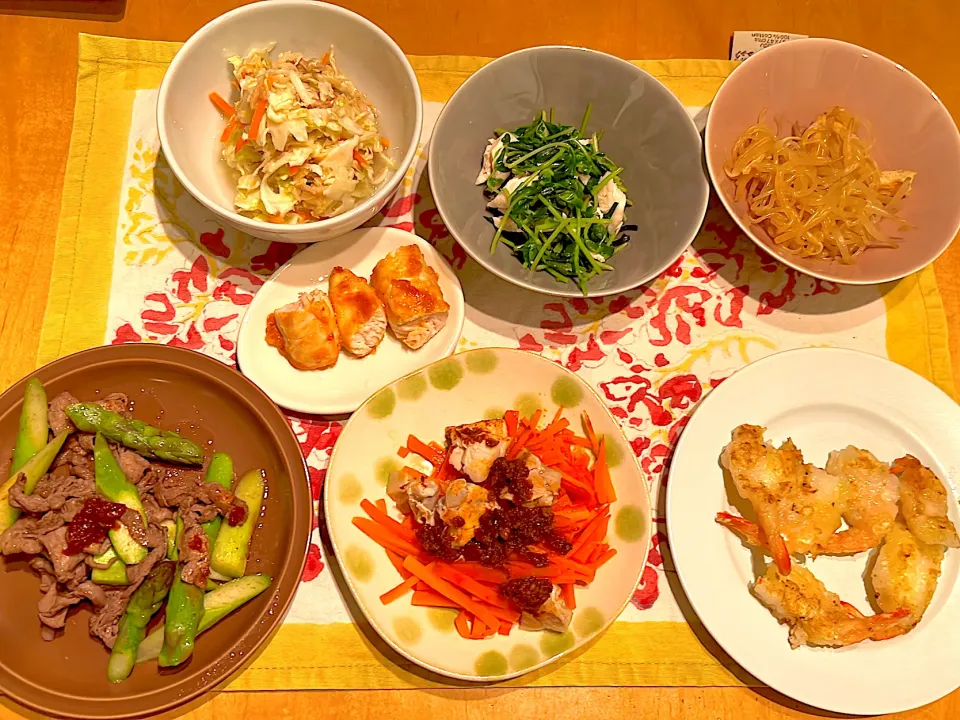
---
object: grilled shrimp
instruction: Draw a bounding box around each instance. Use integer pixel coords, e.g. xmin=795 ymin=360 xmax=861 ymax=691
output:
xmin=870 ymin=520 xmax=943 ymax=636
xmin=752 ymin=564 xmax=910 ymax=648
xmin=817 ymin=447 xmax=900 ymax=554
xmin=892 ymin=456 xmax=960 ymax=548
xmin=720 ymin=425 xmax=843 ymax=573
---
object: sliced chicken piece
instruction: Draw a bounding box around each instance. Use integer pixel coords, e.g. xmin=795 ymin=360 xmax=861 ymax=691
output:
xmin=519 ymin=585 xmax=573 ymax=633
xmin=486 ymin=175 xmax=535 ymax=212
xmin=492 ymin=216 xmax=520 ymax=233
xmin=475 ymin=134 xmax=511 ymax=185
xmin=444 ymin=419 xmax=509 ymax=484
xmin=328 ymin=266 xmax=387 ymax=358
xmin=266 ymin=289 xmax=340 ymax=370
xmin=371 ymin=245 xmax=450 ymax=350
xmin=520 ymin=453 xmax=562 ymax=507
xmin=596 ymin=173 xmax=627 ymax=236
xmin=386 ymin=468 xmax=441 ymax=525
xmin=439 ymin=479 xmax=494 ymax=546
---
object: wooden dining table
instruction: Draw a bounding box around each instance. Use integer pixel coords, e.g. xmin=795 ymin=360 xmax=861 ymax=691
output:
xmin=2 ymin=0 xmax=960 ymax=717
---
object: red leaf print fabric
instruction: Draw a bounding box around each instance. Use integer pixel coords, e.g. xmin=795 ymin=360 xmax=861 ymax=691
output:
xmin=109 ymin=131 xmax=892 ymax=613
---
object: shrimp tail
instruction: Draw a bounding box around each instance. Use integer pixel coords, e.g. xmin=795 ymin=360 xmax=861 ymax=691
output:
xmin=769 ymin=531 xmax=792 ymax=574
xmin=816 ymin=527 xmax=880 ymax=555
xmin=715 ymin=512 xmax=766 ymax=547
xmin=715 ymin=512 xmax=791 ymax=573
xmin=867 ymin=608 xmax=912 ymax=641
xmin=839 ymin=600 xmax=865 ymax=619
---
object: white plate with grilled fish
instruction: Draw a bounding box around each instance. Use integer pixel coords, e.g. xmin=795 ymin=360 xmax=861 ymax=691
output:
xmin=667 ymin=347 xmax=960 ymax=715
xmin=237 ymin=227 xmax=465 ymax=414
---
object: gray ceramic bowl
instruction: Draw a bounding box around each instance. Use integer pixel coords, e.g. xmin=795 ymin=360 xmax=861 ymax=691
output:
xmin=428 ymin=46 xmax=709 ymax=297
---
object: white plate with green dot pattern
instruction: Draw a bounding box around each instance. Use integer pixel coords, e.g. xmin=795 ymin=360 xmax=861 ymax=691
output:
xmin=323 ymin=347 xmax=651 ymax=681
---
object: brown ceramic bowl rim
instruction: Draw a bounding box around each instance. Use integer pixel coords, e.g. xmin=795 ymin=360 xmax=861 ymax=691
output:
xmin=0 ymin=344 xmax=312 ymax=719
xmin=705 ymin=37 xmax=960 ymax=285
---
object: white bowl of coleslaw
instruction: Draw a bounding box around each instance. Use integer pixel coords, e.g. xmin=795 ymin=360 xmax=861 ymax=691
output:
xmin=158 ymin=0 xmax=422 ymax=244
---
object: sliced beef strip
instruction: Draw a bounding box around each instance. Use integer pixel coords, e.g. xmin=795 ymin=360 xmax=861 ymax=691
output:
xmin=153 ymin=472 xmax=198 ymax=509
xmin=137 ymin=467 xmax=160 ymax=495
xmin=29 ymin=556 xmax=57 ymax=593
xmin=37 ymin=579 xmax=108 ymax=640
xmin=60 ymin=498 xmax=86 ymax=523
xmin=195 ymin=482 xmax=248 ymax=524
xmin=114 ymin=446 xmax=150 ymax=484
xmin=8 ymin=473 xmax=95 ymax=514
xmin=78 ymin=434 xmax=95 ymax=453
xmin=89 ymin=590 xmax=127 ymax=650
xmin=38 ymin=527 xmax=87 ymax=583
xmin=48 ymin=391 xmax=80 ymax=435
xmin=179 ymin=525 xmax=210 ymax=588
xmin=53 ymin=441 xmax=94 ymax=483
xmin=125 ymin=543 xmax=166 ymax=587
xmin=97 ymin=393 xmax=130 ymax=417
xmin=120 ymin=509 xmax=149 ymax=546
xmin=142 ymin=495 xmax=174 ymax=525
xmin=0 ymin=512 xmax=66 ymax=556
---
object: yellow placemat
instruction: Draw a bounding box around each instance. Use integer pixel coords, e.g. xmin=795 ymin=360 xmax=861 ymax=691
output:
xmin=33 ymin=34 xmax=955 ymax=692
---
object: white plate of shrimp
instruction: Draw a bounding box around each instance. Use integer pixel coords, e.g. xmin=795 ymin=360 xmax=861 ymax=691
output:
xmin=237 ymin=227 xmax=465 ymax=414
xmin=667 ymin=347 xmax=960 ymax=715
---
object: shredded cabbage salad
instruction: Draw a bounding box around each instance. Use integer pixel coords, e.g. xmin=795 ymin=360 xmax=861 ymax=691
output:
xmin=212 ymin=44 xmax=394 ymax=224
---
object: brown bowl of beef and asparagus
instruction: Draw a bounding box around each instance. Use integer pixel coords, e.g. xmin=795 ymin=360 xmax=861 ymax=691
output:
xmin=0 ymin=344 xmax=311 ymax=719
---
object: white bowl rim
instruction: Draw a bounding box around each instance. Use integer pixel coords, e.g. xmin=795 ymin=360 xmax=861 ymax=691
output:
xmin=704 ymin=36 xmax=960 ymax=286
xmin=157 ymin=0 xmax=424 ymax=235
xmin=427 ymin=44 xmax=709 ymax=299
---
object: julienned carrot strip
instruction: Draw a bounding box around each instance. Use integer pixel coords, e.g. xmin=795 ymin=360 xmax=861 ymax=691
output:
xmin=385 ymin=549 xmax=412 ymax=579
xmin=572 ymin=514 xmax=610 ymax=563
xmin=594 ymin=437 xmax=617 ymax=504
xmin=561 ymin=583 xmax=577 ymax=610
xmin=411 ymin=590 xmax=460 ymax=608
xmin=380 ymin=574 xmax=418 ymax=604
xmin=220 ymin=117 xmax=237 ymax=143
xmin=375 ymin=498 xmax=387 ymax=512
xmin=567 ymin=436 xmax=594 ymax=448
xmin=352 ymin=517 xmax=421 ymax=556
xmin=455 ymin=610 xmax=472 ymax=639
xmin=504 ymin=410 xmax=519 ymax=437
xmin=570 ymin=512 xmax=609 ymax=557
xmin=581 ymin=411 xmax=599 ymax=455
xmin=589 ymin=547 xmax=617 ymax=570
xmin=406 ymin=435 xmax=446 ymax=467
xmin=485 ymin=603 xmax=521 ymax=624
xmin=450 ymin=562 xmax=509 ymax=584
xmin=434 ymin=564 xmax=510 ymax=609
xmin=250 ymin=99 xmax=268 ymax=141
xmin=470 ymin=616 xmax=487 ymax=639
xmin=498 ymin=621 xmax=513 ymax=636
xmin=403 ymin=556 xmax=501 ymax=629
xmin=397 ymin=446 xmax=410 ymax=458
xmin=360 ymin=499 xmax=417 ymax=542
xmin=209 ymin=91 xmax=235 ymax=117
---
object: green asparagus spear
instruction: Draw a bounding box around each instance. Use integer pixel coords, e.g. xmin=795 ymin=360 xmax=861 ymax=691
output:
xmin=11 ymin=378 xmax=48 ymax=473
xmin=210 ymin=469 xmax=265 ymax=578
xmin=160 ymin=519 xmax=178 ymax=561
xmin=65 ymin=403 xmax=205 ymax=466
xmin=90 ymin=545 xmax=129 ymax=585
xmin=0 ymin=430 xmax=69 ymax=534
xmin=94 ymin=433 xmax=147 ymax=564
xmin=136 ymin=574 xmax=273 ymax=664
xmin=158 ymin=572 xmax=205 ymax=667
xmin=201 ymin=452 xmax=234 ymax=546
xmin=107 ymin=561 xmax=176 ymax=683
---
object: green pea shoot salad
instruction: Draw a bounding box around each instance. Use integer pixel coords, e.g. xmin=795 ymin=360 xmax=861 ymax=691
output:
xmin=476 ymin=106 xmax=632 ymax=294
